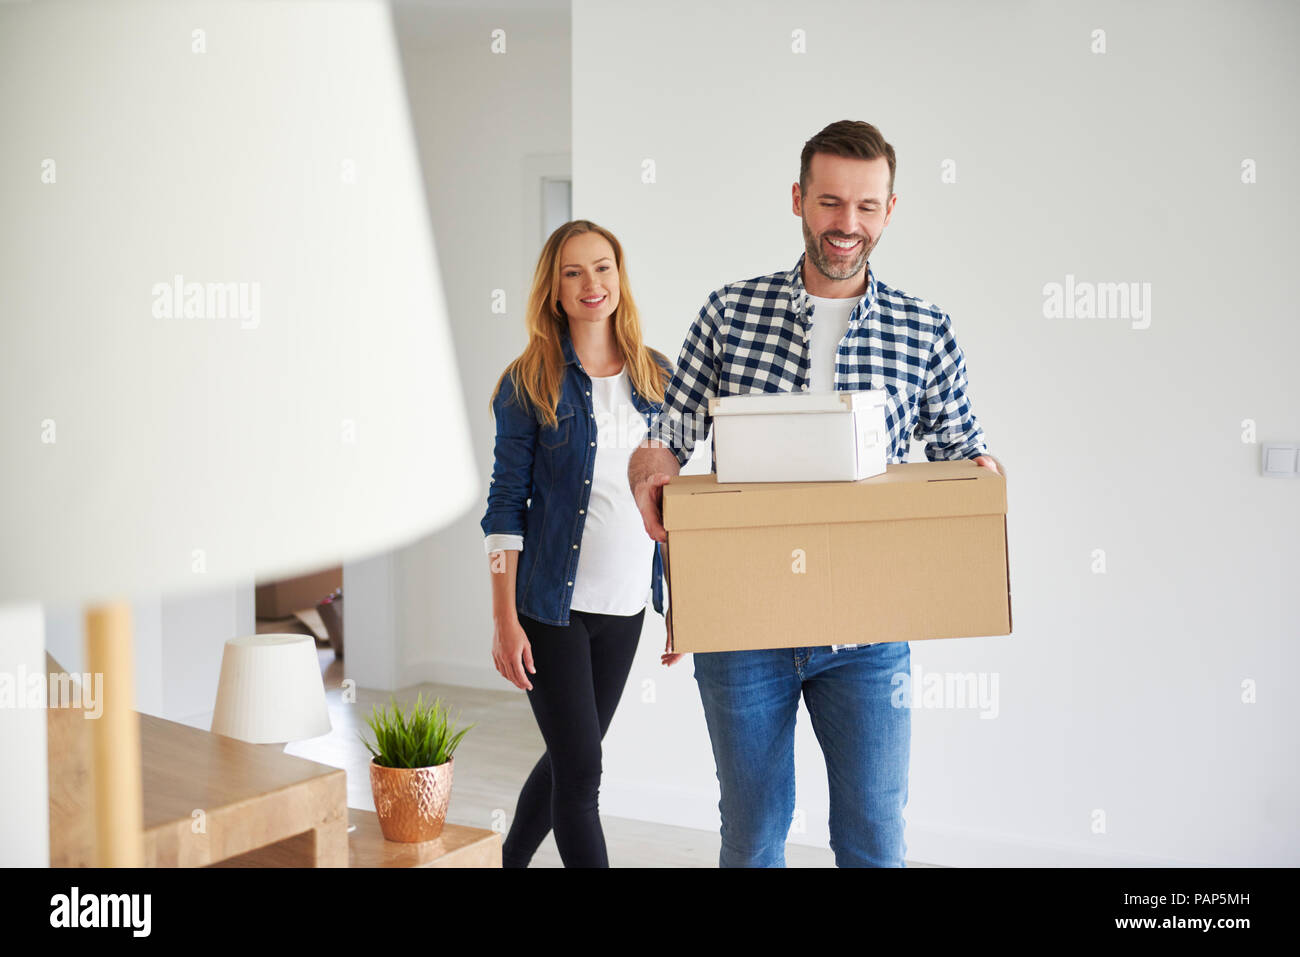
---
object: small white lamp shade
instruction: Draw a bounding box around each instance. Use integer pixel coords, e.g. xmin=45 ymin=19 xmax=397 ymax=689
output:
xmin=210 ymin=635 xmax=332 ymax=745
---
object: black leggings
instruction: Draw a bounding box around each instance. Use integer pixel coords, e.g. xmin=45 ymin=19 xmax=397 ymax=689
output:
xmin=502 ymin=607 xmax=644 ymax=868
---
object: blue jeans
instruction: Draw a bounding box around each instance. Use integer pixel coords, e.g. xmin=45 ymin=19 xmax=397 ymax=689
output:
xmin=692 ymin=641 xmax=911 ymax=868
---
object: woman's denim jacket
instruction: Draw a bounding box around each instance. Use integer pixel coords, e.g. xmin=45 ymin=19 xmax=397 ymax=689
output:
xmin=480 ymin=328 xmax=671 ymax=627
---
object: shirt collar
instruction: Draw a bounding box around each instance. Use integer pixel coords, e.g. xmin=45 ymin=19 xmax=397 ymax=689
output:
xmin=789 ymin=251 xmax=877 ymax=319
xmin=559 ymin=323 xmax=580 ymax=367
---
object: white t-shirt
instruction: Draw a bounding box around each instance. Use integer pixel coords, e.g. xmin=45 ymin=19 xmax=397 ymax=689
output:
xmin=806 ymin=294 xmax=858 ymax=392
xmin=484 ymin=366 xmax=655 ymax=617
xmin=568 ymin=366 xmax=657 ymax=614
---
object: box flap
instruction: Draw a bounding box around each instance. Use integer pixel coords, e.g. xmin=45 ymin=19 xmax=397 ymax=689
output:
xmin=708 ymin=389 xmax=886 ymax=416
xmin=664 ymin=460 xmax=1005 ymax=531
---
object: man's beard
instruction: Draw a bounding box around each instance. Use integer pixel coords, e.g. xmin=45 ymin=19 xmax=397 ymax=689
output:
xmin=802 ymin=215 xmax=874 ymax=282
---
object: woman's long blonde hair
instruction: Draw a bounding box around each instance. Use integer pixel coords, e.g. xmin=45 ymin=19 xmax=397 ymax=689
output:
xmin=489 ymin=220 xmax=670 ymax=429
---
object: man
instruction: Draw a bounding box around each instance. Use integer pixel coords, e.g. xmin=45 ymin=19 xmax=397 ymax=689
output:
xmin=627 ymin=119 xmax=1000 ymax=868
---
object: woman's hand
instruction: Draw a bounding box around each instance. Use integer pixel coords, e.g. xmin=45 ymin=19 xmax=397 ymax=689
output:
xmin=493 ymin=616 xmax=536 ymax=690
xmin=661 ymin=612 xmax=683 ymax=667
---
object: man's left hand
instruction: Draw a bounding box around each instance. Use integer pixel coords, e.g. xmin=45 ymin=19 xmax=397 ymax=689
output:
xmin=973 ymin=454 xmax=1001 ymax=475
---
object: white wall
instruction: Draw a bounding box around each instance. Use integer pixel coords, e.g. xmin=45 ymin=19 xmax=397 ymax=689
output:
xmin=380 ymin=1 xmax=572 ymax=693
xmin=573 ymin=0 xmax=1300 ymax=866
xmin=42 ymin=584 xmax=254 ymax=728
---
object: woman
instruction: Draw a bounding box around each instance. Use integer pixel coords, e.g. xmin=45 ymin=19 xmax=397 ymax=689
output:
xmin=480 ymin=220 xmax=676 ymax=868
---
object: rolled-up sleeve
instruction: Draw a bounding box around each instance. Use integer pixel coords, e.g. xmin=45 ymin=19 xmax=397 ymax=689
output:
xmin=484 ymin=533 xmax=523 ymax=555
xmin=480 ymin=369 xmax=538 ymax=538
xmin=915 ymin=311 xmax=988 ymax=461
xmin=645 ymin=291 xmax=723 ymax=468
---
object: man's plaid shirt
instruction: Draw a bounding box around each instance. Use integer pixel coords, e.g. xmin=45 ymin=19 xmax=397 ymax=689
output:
xmin=646 ymin=252 xmax=989 ymax=470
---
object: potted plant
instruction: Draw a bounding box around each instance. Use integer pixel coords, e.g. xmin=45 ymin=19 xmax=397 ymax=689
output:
xmin=360 ymin=691 xmax=473 ymax=843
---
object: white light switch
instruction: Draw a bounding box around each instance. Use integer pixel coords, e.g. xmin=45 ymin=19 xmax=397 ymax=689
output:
xmin=1262 ymin=444 xmax=1299 ymax=478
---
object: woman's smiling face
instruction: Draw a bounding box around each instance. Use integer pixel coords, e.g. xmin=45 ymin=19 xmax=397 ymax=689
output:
xmin=557 ymin=231 xmax=620 ymax=324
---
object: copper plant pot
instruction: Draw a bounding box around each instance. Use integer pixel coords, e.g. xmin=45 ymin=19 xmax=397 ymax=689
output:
xmin=369 ymin=756 xmax=454 ymax=843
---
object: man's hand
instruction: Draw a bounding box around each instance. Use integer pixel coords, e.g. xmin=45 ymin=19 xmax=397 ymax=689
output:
xmin=973 ymin=454 xmax=1001 ymax=476
xmin=633 ymin=473 xmax=673 ymax=543
xmin=629 ymin=442 xmax=680 ymax=543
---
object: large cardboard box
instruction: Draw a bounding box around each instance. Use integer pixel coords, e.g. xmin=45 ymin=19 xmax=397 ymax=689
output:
xmin=663 ymin=459 xmax=1010 ymax=652
xmin=709 ymin=389 xmax=887 ymax=483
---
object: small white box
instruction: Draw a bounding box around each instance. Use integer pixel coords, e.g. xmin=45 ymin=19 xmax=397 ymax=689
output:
xmin=708 ymin=389 xmax=888 ymax=483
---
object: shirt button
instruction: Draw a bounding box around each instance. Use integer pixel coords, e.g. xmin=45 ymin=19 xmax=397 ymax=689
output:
xmin=590 ymin=441 xmax=595 ymax=446
xmin=567 ymin=581 xmax=573 ymax=586
xmin=579 ymin=509 xmax=584 ymax=514
xmin=572 ymin=544 xmax=578 ymax=549
xmin=585 ymin=479 xmax=590 ymax=484
xmin=801 ymin=383 xmax=809 ymax=391
xmin=586 ymin=390 xmax=590 ymax=395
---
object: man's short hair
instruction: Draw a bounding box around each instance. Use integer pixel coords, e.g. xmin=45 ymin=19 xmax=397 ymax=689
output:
xmin=799 ymin=120 xmax=897 ymax=198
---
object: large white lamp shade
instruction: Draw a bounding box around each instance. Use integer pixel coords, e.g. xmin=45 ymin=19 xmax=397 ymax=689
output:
xmin=0 ymin=0 xmax=478 ymax=606
xmin=0 ymin=0 xmax=479 ymax=864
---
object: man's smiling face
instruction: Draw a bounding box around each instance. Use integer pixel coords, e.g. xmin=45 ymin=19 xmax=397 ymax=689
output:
xmin=794 ymin=152 xmax=896 ymax=283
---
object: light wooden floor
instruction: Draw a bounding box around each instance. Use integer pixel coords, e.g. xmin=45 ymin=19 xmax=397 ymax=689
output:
xmin=191 ymin=638 xmax=934 ymax=867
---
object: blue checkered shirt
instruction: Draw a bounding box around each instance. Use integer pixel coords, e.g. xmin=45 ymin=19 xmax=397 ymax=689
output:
xmin=646 ymin=252 xmax=989 ymax=469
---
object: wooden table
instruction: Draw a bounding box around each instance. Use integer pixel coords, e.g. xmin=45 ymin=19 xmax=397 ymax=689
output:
xmin=46 ymin=654 xmax=495 ymax=868
xmin=344 ymin=808 xmax=501 ymax=867
xmin=141 ymin=713 xmax=348 ymax=867
xmin=47 ymin=677 xmax=347 ymax=868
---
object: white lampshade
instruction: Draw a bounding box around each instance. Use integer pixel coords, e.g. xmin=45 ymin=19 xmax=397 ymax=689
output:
xmin=210 ymin=634 xmax=332 ymax=745
xmin=0 ymin=0 xmax=478 ymax=606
